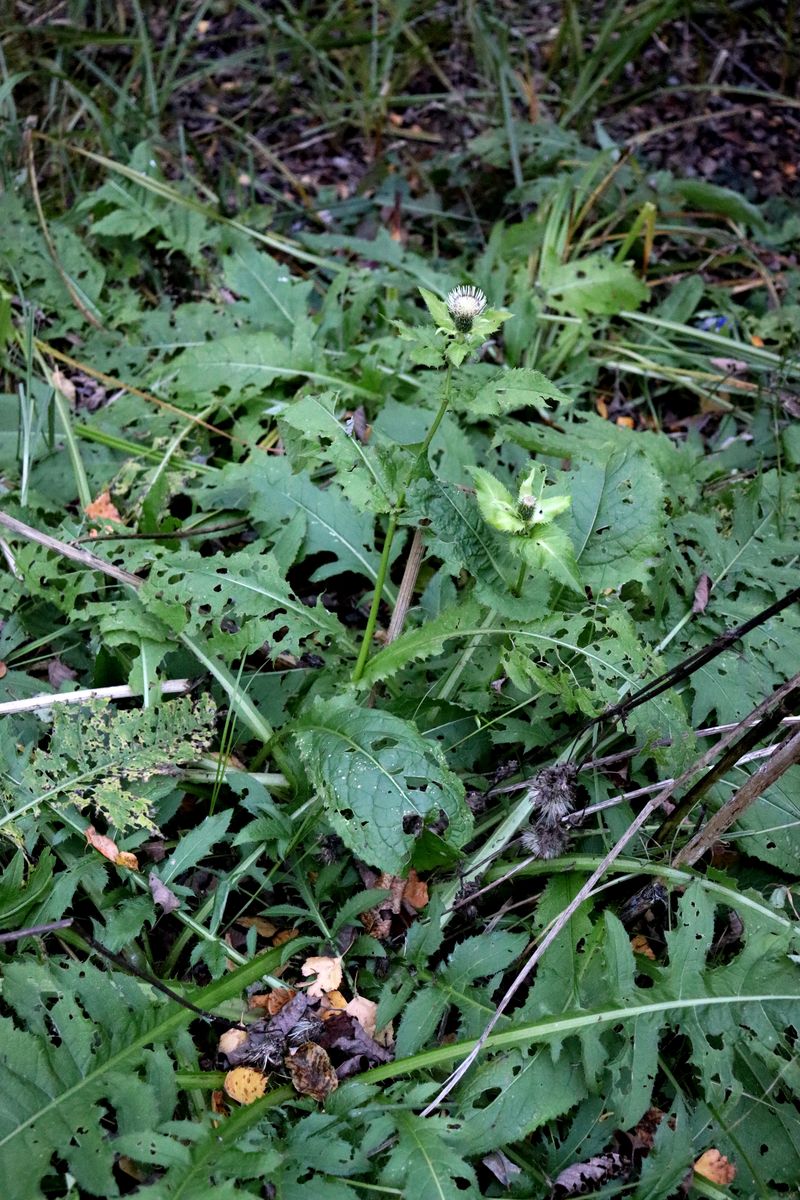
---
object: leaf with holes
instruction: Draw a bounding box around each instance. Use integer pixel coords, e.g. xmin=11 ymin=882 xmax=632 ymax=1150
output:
xmin=293 ymin=697 xmax=472 ymax=873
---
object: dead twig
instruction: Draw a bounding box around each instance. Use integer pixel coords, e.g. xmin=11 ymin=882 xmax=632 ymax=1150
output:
xmin=673 ymin=728 xmax=800 ymax=868
xmin=0 ymin=678 xmax=194 ymax=717
xmin=420 ymin=672 xmax=800 ymax=1117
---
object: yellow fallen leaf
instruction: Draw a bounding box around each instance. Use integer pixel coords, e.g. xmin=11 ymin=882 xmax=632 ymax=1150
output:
xmin=324 ymin=990 xmax=348 ymax=1010
xmin=115 ymin=851 xmax=140 ymax=871
xmin=85 ymin=826 xmax=138 ymax=870
xmin=694 ymin=1148 xmax=736 ymax=1184
xmin=301 ymin=954 xmax=343 ymax=998
xmin=223 ymin=1067 xmax=268 ymax=1104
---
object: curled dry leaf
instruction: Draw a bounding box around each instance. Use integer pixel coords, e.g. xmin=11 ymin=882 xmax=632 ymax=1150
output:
xmin=218 ymin=1027 xmax=248 ymax=1058
xmin=52 ymin=368 xmax=76 ymax=404
xmin=266 ymin=987 xmax=296 ymax=1015
xmin=345 ymin=994 xmax=378 ymax=1038
xmin=694 ymin=1149 xmax=736 ymax=1184
xmin=223 ymin=1066 xmax=269 ymax=1104
xmin=85 ymin=826 xmax=139 ymax=871
xmin=300 ymin=954 xmax=343 ymax=997
xmin=148 ymin=871 xmax=180 ymax=913
xmin=284 ymin=1042 xmax=338 ymax=1102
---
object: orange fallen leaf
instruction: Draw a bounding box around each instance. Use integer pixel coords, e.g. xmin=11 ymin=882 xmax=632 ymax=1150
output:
xmin=694 ymin=1148 xmax=736 ymax=1184
xmin=85 ymin=826 xmax=139 ymax=870
xmin=273 ymin=928 xmax=299 ymax=947
xmin=115 ymin=851 xmax=140 ymax=870
xmin=266 ymin=988 xmax=296 ymax=1015
xmin=85 ymin=490 xmax=122 ymax=523
xmin=223 ymin=1066 xmax=269 ymax=1104
xmin=596 ymin=397 xmax=609 ymax=419
xmin=630 ymin=934 xmax=656 ymax=960
xmin=0 ymin=661 xmax=6 ymax=679
xmin=238 ymin=916 xmax=277 ymax=939
xmin=616 ymin=415 xmax=635 ymax=428
xmin=324 ymin=989 xmax=348 ymax=1010
xmin=751 ymin=334 xmax=765 ymax=347
xmin=301 ymin=955 xmax=343 ymax=998
xmin=403 ymin=869 xmax=428 ymax=910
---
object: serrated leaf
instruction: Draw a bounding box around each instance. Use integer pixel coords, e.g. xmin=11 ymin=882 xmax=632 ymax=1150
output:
xmin=471 ymin=368 xmax=573 ymax=417
xmin=381 ymin=1113 xmax=479 ymax=1199
xmin=280 ymin=391 xmax=399 ymax=512
xmin=293 ymin=698 xmax=472 ymax=872
xmin=541 ymin=253 xmax=649 ymax=316
xmin=7 ymin=696 xmax=216 ymax=833
xmin=359 ymin=598 xmax=483 ymax=687
xmin=141 ymin=548 xmax=347 ymax=655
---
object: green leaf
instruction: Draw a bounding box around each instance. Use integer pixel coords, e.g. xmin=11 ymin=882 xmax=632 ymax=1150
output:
xmin=566 ymin=447 xmax=666 ymax=587
xmin=381 ymin=1113 xmax=479 ymax=1199
xmin=470 ymin=367 xmax=574 ymax=417
xmin=418 ymin=287 xmax=452 ymax=329
xmin=293 ymin=697 xmax=472 ymax=872
xmin=541 ymin=253 xmax=649 ymax=316
xmin=516 ymin=522 xmax=583 ymax=594
xmin=141 ymin=548 xmax=347 ymax=655
xmin=0 ymin=947 xmax=285 ymax=1200
xmin=673 ymin=178 xmax=767 ymax=231
xmin=6 ymin=696 xmax=217 ymax=834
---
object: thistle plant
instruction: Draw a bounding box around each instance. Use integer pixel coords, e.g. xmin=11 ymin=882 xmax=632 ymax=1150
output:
xmin=471 ymin=461 xmax=582 ymax=597
xmin=351 ymin=284 xmax=510 ymax=681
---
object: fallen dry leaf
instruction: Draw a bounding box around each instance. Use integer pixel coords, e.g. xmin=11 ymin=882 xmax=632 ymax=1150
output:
xmin=273 ymin=928 xmax=299 ymax=947
xmin=84 ymin=490 xmax=122 ymax=523
xmin=630 ymin=934 xmax=656 ymax=960
xmin=266 ymin=988 xmax=296 ymax=1015
xmin=301 ymin=954 xmax=343 ymax=997
xmin=324 ymin=990 xmax=348 ymax=1011
xmin=402 ymin=869 xmax=429 ymax=910
xmin=223 ymin=1066 xmax=269 ymax=1104
xmin=149 ymin=871 xmax=180 ymax=913
xmin=238 ymin=916 xmax=277 ymax=939
xmin=85 ymin=826 xmax=139 ymax=871
xmin=692 ymin=572 xmax=712 ymax=615
xmin=52 ymin=368 xmax=76 ymax=404
xmin=345 ymin=995 xmax=378 ymax=1037
xmin=284 ymin=1042 xmax=338 ymax=1102
xmin=218 ymin=1028 xmax=248 ymax=1058
xmin=694 ymin=1148 xmax=736 ymax=1184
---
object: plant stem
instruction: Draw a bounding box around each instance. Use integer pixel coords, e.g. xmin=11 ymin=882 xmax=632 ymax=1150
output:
xmin=512 ymin=561 xmax=528 ymax=597
xmin=352 ymin=363 xmax=454 ymax=682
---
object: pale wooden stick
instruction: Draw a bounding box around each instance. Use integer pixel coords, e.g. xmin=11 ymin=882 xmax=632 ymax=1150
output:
xmin=0 ymin=679 xmax=193 ymax=717
xmin=0 ymin=510 xmax=142 ymax=587
xmin=673 ymin=728 xmax=800 ymax=868
xmin=386 ymin=528 xmax=425 ymax=644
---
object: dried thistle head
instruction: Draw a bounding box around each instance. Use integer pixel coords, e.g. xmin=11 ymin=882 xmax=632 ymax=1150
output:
xmin=526 ymin=763 xmax=578 ymax=824
xmin=520 ymin=822 xmax=569 ymax=861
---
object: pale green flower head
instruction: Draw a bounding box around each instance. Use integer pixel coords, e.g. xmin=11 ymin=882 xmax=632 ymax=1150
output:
xmin=516 ymin=464 xmax=571 ymax=526
xmin=470 ymin=467 xmax=526 ymax=534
